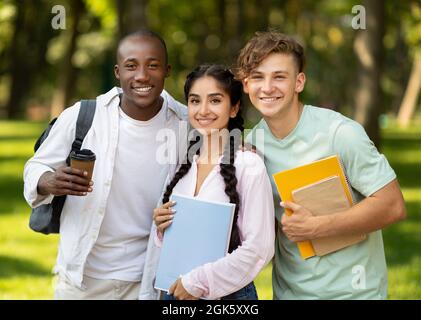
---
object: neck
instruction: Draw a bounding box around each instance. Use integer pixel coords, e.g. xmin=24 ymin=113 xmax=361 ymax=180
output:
xmin=199 ymin=130 xmax=228 ymax=165
xmin=120 ymin=95 xmax=163 ymax=121
xmin=266 ymin=100 xmax=304 ymax=139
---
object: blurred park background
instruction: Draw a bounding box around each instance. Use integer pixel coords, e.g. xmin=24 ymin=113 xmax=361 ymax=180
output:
xmin=0 ymin=0 xmax=420 ymax=299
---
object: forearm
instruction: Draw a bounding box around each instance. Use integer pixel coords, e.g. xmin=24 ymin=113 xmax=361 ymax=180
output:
xmin=23 ymin=160 xmax=55 ymax=207
xmin=37 ymin=171 xmax=54 ymax=196
xmin=183 ymin=244 xmax=270 ymax=299
xmin=315 ymin=180 xmax=406 ymax=238
xmin=316 ymin=199 xmax=387 ymax=238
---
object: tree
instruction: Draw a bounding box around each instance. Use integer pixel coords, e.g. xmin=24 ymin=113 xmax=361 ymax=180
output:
xmin=397 ymin=49 xmax=421 ymax=127
xmin=353 ymin=0 xmax=385 ymax=147
xmin=117 ymin=0 xmax=148 ymax=38
xmin=5 ymin=0 xmax=56 ymax=119
xmin=396 ymin=1 xmax=421 ymax=127
xmin=50 ymin=0 xmax=86 ymax=118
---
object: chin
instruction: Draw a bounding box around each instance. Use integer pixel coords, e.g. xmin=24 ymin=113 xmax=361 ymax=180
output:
xmin=255 ymin=107 xmax=275 ymax=118
xmin=194 ymin=128 xmax=212 ymax=136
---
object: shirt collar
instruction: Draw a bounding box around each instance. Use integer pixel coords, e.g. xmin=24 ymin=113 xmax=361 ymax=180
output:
xmin=98 ymin=87 xmax=187 ymax=121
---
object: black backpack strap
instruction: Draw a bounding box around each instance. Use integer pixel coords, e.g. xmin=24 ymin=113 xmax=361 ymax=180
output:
xmin=34 ymin=117 xmax=58 ymax=152
xmin=66 ymin=99 xmax=96 ymax=164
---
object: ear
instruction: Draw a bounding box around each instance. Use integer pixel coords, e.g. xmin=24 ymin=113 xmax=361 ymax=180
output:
xmin=295 ymin=72 xmax=306 ymax=93
xmin=242 ymin=78 xmax=250 ymax=94
xmin=165 ymin=64 xmax=172 ymax=78
xmin=230 ymin=101 xmax=240 ymax=118
xmin=114 ymin=64 xmax=120 ymax=80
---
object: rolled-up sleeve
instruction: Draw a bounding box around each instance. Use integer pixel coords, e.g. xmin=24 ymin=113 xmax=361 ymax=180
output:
xmin=182 ymin=154 xmax=275 ymax=299
xmin=23 ymin=103 xmax=79 ymax=208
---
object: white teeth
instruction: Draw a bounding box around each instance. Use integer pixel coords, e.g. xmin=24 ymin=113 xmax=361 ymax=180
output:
xmin=260 ymin=97 xmax=279 ymax=102
xmin=133 ymin=86 xmax=152 ymax=93
xmin=197 ymin=119 xmax=215 ymax=125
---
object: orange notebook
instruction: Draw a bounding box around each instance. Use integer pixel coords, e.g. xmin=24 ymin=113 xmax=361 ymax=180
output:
xmin=272 ymin=155 xmax=356 ymax=259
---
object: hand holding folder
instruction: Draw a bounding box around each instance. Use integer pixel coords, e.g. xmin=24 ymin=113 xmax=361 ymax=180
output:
xmin=154 ymin=194 xmax=235 ymax=292
xmin=273 ymin=155 xmax=366 ymax=259
xmin=292 ymin=175 xmax=366 ymax=256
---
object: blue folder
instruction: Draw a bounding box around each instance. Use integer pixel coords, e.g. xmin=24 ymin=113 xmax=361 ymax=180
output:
xmin=154 ymin=194 xmax=235 ymax=292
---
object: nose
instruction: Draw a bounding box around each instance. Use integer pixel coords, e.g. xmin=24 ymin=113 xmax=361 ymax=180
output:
xmin=262 ymin=78 xmax=275 ymax=94
xmin=198 ymin=101 xmax=210 ymax=116
xmin=134 ymin=66 xmax=149 ymax=82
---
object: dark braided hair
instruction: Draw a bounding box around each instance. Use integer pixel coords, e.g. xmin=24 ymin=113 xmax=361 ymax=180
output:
xmin=162 ymin=64 xmax=244 ymax=253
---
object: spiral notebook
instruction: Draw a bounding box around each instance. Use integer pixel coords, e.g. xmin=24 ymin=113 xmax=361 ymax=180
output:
xmin=154 ymin=194 xmax=235 ymax=292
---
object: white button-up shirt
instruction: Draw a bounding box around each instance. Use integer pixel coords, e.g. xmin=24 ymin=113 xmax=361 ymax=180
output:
xmin=23 ymin=87 xmax=188 ymax=288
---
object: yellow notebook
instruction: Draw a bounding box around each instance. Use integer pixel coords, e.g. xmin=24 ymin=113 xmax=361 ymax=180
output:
xmin=272 ymin=155 xmax=355 ymax=259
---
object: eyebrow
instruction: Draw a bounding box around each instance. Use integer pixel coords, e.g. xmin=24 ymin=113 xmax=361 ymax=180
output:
xmin=250 ymin=70 xmax=289 ymax=75
xmin=188 ymin=93 xmax=224 ymax=98
xmin=123 ymin=57 xmax=161 ymax=63
xmin=208 ymin=93 xmax=224 ymax=98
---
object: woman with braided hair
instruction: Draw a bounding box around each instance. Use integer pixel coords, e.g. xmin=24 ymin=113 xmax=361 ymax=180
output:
xmin=153 ymin=64 xmax=275 ymax=300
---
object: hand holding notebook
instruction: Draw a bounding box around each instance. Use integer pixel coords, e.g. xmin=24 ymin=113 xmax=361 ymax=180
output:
xmin=291 ymin=175 xmax=366 ymax=256
xmin=273 ymin=155 xmax=367 ymax=259
xmin=154 ymin=194 xmax=235 ymax=292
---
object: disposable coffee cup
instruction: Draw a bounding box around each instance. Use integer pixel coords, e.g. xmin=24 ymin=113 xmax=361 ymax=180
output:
xmin=70 ymin=149 xmax=96 ymax=181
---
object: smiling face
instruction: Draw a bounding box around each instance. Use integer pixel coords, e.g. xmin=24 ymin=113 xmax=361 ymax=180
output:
xmin=114 ymin=35 xmax=170 ymax=117
xmin=187 ymin=76 xmax=239 ymax=137
xmin=242 ymin=53 xmax=305 ymax=121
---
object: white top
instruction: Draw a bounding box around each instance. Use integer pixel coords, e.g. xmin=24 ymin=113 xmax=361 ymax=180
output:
xmin=84 ymin=104 xmax=171 ymax=281
xmin=23 ymin=87 xmax=188 ymax=288
xmin=155 ymin=151 xmax=275 ymax=299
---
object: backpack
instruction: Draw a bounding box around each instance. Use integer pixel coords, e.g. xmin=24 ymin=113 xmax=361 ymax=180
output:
xmin=29 ymin=99 xmax=96 ymax=234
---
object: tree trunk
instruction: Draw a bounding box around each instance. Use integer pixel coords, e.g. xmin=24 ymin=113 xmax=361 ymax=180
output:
xmin=397 ymin=49 xmax=421 ymax=127
xmin=50 ymin=0 xmax=85 ymax=118
xmin=6 ymin=0 xmax=56 ymax=119
xmin=217 ymin=0 xmax=227 ymax=59
xmin=116 ymin=0 xmax=127 ymax=39
xmin=353 ymin=0 xmax=385 ymax=148
xmin=6 ymin=1 xmax=28 ymax=119
xmin=256 ymin=0 xmax=270 ymax=31
xmin=117 ymin=0 xmax=148 ymax=37
xmin=229 ymin=0 xmax=244 ymax=60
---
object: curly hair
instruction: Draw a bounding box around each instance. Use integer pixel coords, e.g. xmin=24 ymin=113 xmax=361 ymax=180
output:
xmin=162 ymin=64 xmax=244 ymax=253
xmin=235 ymin=31 xmax=305 ymax=80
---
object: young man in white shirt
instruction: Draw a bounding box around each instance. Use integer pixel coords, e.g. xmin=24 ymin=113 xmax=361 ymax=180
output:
xmin=24 ymin=29 xmax=187 ymax=299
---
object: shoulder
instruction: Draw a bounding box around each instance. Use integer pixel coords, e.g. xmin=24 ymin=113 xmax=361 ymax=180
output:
xmin=161 ymin=89 xmax=188 ymax=121
xmin=304 ymin=105 xmax=345 ymax=125
xmin=302 ymin=105 xmax=366 ymax=141
xmin=234 ymin=150 xmax=267 ymax=175
xmin=55 ymin=101 xmax=81 ymax=125
xmin=334 ymin=117 xmax=366 ymax=138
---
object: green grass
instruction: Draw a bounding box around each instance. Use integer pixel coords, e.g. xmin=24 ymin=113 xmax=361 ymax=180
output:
xmin=0 ymin=119 xmax=420 ymax=299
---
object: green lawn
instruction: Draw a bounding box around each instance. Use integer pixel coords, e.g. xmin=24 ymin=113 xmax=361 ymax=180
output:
xmin=0 ymin=119 xmax=420 ymax=299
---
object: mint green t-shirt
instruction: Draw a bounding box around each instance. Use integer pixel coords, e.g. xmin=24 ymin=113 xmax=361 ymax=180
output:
xmin=246 ymin=105 xmax=396 ymax=300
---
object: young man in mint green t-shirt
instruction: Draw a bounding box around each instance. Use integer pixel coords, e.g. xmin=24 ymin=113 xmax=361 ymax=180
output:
xmin=235 ymin=31 xmax=407 ymax=299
